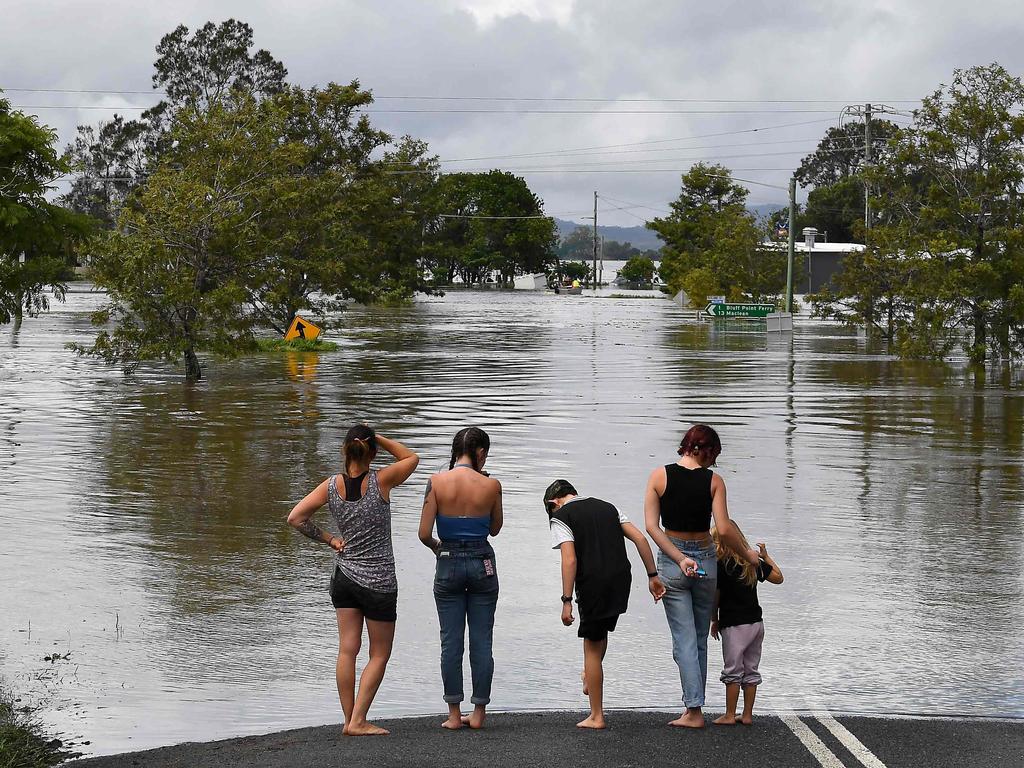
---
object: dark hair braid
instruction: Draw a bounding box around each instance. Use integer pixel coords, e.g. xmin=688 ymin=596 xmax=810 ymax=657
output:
xmin=449 ymin=427 xmax=491 ymax=472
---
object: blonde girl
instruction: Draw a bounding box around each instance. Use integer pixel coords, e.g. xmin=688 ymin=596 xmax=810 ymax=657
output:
xmin=710 ymin=522 xmax=783 ymax=726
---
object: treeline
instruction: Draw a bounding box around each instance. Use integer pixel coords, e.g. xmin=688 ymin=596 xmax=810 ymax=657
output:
xmin=1 ymin=19 xmax=557 ymax=380
xmin=648 ymin=63 xmax=1024 ymax=364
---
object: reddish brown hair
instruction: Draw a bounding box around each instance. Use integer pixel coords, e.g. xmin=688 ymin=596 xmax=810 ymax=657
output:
xmin=677 ymin=424 xmax=722 ymax=465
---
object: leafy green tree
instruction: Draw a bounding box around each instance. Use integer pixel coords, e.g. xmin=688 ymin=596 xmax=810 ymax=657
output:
xmin=557 ymin=227 xmax=594 ymax=261
xmin=618 ymin=255 xmax=656 ymax=284
xmin=602 ymin=240 xmax=641 ymax=260
xmin=559 ymin=261 xmax=590 ymax=282
xmin=795 ymin=120 xmax=899 ymax=188
xmin=247 ymin=82 xmax=394 ymax=331
xmin=431 ymin=170 xmax=556 ymax=285
xmin=1 ymin=95 xmax=92 ymax=324
xmin=64 ymin=19 xmax=287 ymax=226
xmin=77 ymin=95 xmax=305 ymax=381
xmin=849 ymin=63 xmax=1024 ymax=362
xmin=648 ymin=163 xmax=783 ymax=303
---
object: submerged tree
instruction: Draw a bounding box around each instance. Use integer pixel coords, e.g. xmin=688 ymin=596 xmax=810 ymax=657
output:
xmin=818 ymin=63 xmax=1024 ymax=363
xmin=0 ymin=95 xmax=92 ymax=324
xmin=77 ymin=96 xmax=305 ymax=381
xmin=648 ymin=163 xmax=785 ymax=305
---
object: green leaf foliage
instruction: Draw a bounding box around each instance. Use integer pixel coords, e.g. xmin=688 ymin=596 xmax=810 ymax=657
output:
xmin=0 ymin=94 xmax=92 ymax=324
xmin=647 ymin=162 xmax=786 ymax=304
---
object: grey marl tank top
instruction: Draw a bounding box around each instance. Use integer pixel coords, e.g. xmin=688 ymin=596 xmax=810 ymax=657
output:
xmin=327 ymin=470 xmax=397 ymax=593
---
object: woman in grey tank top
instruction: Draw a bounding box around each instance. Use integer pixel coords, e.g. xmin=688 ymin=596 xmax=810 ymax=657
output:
xmin=288 ymin=425 xmax=419 ymax=736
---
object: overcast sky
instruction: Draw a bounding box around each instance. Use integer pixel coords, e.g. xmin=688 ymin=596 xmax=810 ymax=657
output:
xmin=3 ymin=0 xmax=1023 ymax=226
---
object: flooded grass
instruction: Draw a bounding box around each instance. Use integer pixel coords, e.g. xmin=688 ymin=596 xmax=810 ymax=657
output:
xmin=0 ymin=685 xmax=74 ymax=768
xmin=252 ymin=338 xmax=339 ymax=352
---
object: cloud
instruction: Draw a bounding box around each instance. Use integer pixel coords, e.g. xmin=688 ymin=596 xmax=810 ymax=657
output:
xmin=2 ymin=0 xmax=1023 ymax=225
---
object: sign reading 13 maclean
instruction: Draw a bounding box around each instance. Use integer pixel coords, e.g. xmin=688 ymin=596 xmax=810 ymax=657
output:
xmin=703 ymin=302 xmax=776 ymax=318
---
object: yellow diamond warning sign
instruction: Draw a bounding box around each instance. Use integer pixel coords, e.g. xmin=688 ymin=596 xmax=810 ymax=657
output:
xmin=284 ymin=315 xmax=323 ymax=341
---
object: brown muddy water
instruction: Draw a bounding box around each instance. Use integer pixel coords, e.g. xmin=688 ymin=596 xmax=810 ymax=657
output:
xmin=1 ymin=286 xmax=1022 ymax=756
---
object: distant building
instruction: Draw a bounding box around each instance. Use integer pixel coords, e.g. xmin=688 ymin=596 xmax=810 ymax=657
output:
xmin=765 ymin=228 xmax=865 ymax=294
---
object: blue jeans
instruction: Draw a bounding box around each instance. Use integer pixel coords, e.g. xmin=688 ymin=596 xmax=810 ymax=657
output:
xmin=658 ymin=535 xmax=718 ymax=708
xmin=433 ymin=540 xmax=499 ymax=705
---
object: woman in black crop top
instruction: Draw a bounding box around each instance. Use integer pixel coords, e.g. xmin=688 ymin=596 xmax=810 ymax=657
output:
xmin=643 ymin=424 xmax=759 ymax=729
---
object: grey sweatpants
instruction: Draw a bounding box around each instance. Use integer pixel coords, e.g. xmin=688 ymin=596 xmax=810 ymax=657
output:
xmin=719 ymin=621 xmax=764 ymax=686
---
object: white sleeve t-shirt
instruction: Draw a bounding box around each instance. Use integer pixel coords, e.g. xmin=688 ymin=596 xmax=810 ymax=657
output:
xmin=549 ymin=500 xmax=630 ymax=549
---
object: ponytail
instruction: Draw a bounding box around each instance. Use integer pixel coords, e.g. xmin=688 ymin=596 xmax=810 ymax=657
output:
xmin=449 ymin=427 xmax=491 ymax=472
xmin=342 ymin=424 xmax=377 ymax=474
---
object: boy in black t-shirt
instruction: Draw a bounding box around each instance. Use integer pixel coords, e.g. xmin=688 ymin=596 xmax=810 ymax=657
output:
xmin=544 ymin=479 xmax=666 ymax=729
xmin=710 ymin=523 xmax=784 ymax=726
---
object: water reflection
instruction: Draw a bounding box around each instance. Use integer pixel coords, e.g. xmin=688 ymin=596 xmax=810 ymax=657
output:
xmin=1 ymin=289 xmax=1022 ymax=756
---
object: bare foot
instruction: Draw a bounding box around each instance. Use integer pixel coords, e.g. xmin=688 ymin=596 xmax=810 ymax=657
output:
xmin=344 ymin=721 xmax=390 ymax=736
xmin=740 ymin=715 xmax=753 ymax=726
xmin=441 ymin=714 xmax=464 ymax=730
xmin=668 ymin=710 xmax=706 ymax=729
xmin=581 ymin=670 xmax=589 ymax=696
xmin=713 ymin=714 xmax=738 ymax=726
xmin=577 ymin=715 xmax=607 ymax=729
xmin=460 ymin=713 xmax=485 ymax=729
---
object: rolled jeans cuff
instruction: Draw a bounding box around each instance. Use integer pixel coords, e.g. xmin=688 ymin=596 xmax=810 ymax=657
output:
xmin=443 ymin=694 xmax=464 ymax=704
xmin=470 ymin=696 xmax=490 ymax=706
xmin=741 ymin=673 xmax=762 ymax=686
xmin=720 ymin=671 xmax=743 ymax=685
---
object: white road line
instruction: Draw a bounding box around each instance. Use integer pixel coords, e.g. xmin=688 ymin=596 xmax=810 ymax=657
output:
xmin=813 ymin=711 xmax=890 ymax=768
xmin=780 ymin=711 xmax=849 ymax=768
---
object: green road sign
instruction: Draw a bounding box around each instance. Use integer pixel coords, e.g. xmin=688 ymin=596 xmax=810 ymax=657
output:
xmin=703 ymin=302 xmax=776 ymax=318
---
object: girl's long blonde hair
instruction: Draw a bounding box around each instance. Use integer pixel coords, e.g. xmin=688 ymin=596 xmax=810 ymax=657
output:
xmin=712 ymin=522 xmax=757 ymax=587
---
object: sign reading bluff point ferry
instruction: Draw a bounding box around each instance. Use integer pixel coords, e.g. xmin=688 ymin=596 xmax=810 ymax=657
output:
xmin=703 ymin=302 xmax=776 ymax=318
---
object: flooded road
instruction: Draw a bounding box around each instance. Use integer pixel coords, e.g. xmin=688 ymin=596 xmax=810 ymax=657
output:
xmin=2 ymin=287 xmax=1023 ymax=755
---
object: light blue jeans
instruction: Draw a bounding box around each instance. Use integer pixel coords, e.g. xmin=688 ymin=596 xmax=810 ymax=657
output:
xmin=433 ymin=540 xmax=499 ymax=705
xmin=658 ymin=535 xmax=718 ymax=709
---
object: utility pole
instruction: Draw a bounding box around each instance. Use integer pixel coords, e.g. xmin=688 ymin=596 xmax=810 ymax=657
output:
xmin=592 ymin=190 xmax=598 ymax=290
xmin=786 ymin=177 xmax=796 ymax=314
xmin=864 ymin=103 xmax=873 ymax=229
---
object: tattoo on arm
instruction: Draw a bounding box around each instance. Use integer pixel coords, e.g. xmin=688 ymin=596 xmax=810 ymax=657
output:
xmin=296 ymin=519 xmax=328 ymax=544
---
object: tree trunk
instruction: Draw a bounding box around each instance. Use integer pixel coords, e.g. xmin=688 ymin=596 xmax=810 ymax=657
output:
xmin=972 ymin=304 xmax=987 ymax=364
xmin=184 ymin=347 xmax=202 ymax=382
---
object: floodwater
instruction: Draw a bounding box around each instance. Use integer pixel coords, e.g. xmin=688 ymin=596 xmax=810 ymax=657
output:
xmin=1 ymin=287 xmax=1023 ymax=756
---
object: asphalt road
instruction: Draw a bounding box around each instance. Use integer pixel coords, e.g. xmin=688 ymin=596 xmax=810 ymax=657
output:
xmin=67 ymin=711 xmax=1024 ymax=768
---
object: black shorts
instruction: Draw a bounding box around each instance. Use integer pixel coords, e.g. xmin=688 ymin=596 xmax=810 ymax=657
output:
xmin=329 ymin=568 xmax=397 ymax=623
xmin=578 ymin=614 xmax=619 ymax=641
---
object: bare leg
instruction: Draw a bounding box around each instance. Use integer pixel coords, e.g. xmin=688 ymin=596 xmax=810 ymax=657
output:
xmin=461 ymin=704 xmax=486 ymax=729
xmin=335 ymin=609 xmax=363 ymax=730
xmin=740 ymin=684 xmax=757 ymax=725
xmin=345 ymin=618 xmax=395 ymax=736
xmin=577 ymin=638 xmax=608 ymax=729
xmin=581 ymin=670 xmax=588 ymax=696
xmin=714 ymin=683 xmax=740 ymax=725
xmin=669 ymin=707 xmax=706 ymax=728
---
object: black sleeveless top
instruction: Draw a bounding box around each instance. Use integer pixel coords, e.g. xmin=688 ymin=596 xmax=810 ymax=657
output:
xmin=659 ymin=464 xmax=713 ymax=532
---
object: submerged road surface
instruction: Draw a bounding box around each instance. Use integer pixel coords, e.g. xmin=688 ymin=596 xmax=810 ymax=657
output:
xmin=68 ymin=711 xmax=1023 ymax=768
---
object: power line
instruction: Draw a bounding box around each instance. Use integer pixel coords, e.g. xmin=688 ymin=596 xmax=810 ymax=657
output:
xmin=13 ymin=103 xmax=863 ymax=115
xmin=2 ymin=87 xmax=923 ymax=103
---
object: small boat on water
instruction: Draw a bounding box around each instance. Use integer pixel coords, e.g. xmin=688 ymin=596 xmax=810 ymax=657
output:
xmin=553 ymin=281 xmax=584 ymax=295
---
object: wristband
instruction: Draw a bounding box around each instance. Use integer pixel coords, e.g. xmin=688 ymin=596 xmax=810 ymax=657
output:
xmin=560 ymin=595 xmax=573 ymax=604
xmin=647 ymin=571 xmax=659 ymax=578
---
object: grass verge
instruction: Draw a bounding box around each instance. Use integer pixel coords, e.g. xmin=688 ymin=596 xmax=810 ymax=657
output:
xmin=0 ymin=687 xmax=71 ymax=768
xmin=253 ymin=338 xmax=339 ymax=352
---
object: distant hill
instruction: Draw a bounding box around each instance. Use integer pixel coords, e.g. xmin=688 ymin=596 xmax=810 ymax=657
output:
xmin=555 ymin=203 xmax=787 ymax=255
xmin=553 ymin=218 xmax=663 ymax=252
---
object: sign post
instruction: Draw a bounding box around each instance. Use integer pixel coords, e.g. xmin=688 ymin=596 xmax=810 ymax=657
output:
xmin=702 ymin=302 xmax=776 ymax=318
